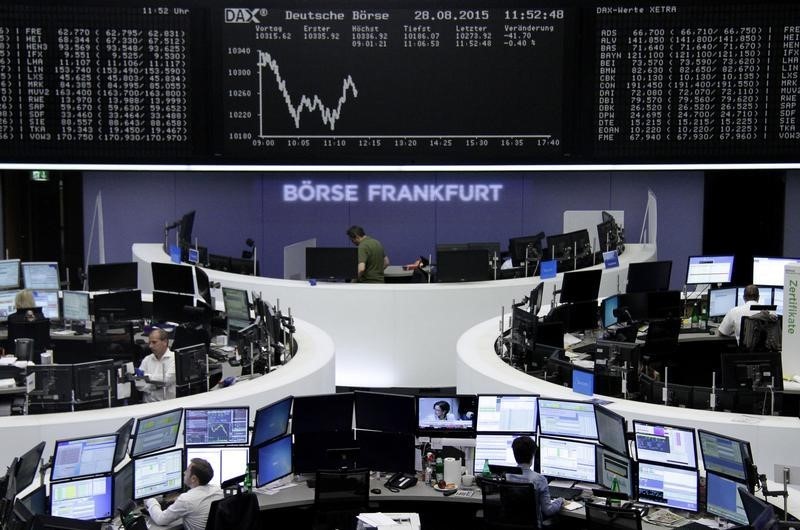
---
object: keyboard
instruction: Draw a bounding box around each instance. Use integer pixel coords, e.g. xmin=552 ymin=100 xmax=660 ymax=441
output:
xmin=548 ymin=486 xmax=583 ymax=500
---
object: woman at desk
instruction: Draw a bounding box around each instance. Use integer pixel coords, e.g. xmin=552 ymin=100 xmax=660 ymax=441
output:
xmin=7 ymin=290 xmax=45 ymax=323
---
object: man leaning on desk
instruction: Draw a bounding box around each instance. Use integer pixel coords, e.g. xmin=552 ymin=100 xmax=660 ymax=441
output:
xmin=505 ymin=436 xmax=565 ymax=525
xmin=143 ymin=458 xmax=223 ymax=530
xmin=135 ymin=328 xmax=176 ymax=402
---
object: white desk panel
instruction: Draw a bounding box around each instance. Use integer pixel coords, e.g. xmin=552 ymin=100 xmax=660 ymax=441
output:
xmin=456 ymin=316 xmax=800 ymax=479
xmin=0 ymin=318 xmax=334 ymax=470
xmin=134 ymin=243 xmax=657 ymax=388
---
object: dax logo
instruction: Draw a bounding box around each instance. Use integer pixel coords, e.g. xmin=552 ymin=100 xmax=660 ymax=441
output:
xmin=224 ymin=8 xmax=265 ymax=23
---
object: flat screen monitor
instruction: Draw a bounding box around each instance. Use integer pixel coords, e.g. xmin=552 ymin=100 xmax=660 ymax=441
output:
xmin=28 ymin=365 xmax=73 ymax=401
xmin=752 ymin=256 xmax=800 ymax=286
xmin=22 ymin=262 xmax=60 ymax=290
xmin=737 ymin=286 xmax=772 ymax=306
xmin=62 ymin=291 xmax=90 ymax=322
xmin=547 ymin=300 xmax=598 ymax=333
xmin=222 ymin=287 xmax=250 ymax=320
xmin=0 ymin=259 xmax=20 ymax=290
xmin=252 ymin=397 xmax=293 ymax=447
xmin=685 ymin=255 xmax=735 ymax=285
xmin=625 ymin=260 xmax=672 ymax=293
xmin=32 ymin=290 xmax=59 ymax=320
xmin=546 ymin=229 xmax=592 ymax=263
xmin=596 ymin=220 xmax=621 ymax=253
xmin=596 ymin=446 xmax=634 ymax=497
xmin=14 ymin=441 xmax=46 ymax=492
xmin=436 ymin=249 xmax=490 ymax=282
xmin=538 ymin=436 xmax=597 ymax=482
xmin=508 ymin=233 xmax=545 ymax=267
xmin=92 ymin=289 xmax=143 ymax=321
xmin=0 ymin=289 xmax=18 ymax=322
xmin=184 ymin=407 xmax=250 ymax=446
xmin=113 ymin=461 xmax=133 ymax=513
xmin=292 ymin=431 xmax=355 ymax=474
xmin=647 ymin=291 xmax=681 ymax=320
xmin=633 ymin=420 xmax=697 ymax=469
xmin=151 ymin=291 xmax=194 ymax=323
xmin=130 ymin=408 xmax=183 ymax=458
xmin=72 ymin=360 xmax=114 ymax=402
xmin=51 ymin=434 xmax=118 ymax=481
xmin=254 ymin=434 xmax=292 ymax=487
xmin=538 ymin=398 xmax=598 ymax=439
xmin=177 ymin=210 xmax=195 ymax=247
xmin=698 ymin=430 xmax=752 ymax=482
xmin=600 ymin=295 xmax=619 ymax=328
xmin=87 ymin=262 xmax=138 ymax=292
xmin=18 ymin=484 xmax=47 ymax=519
xmin=473 ymin=434 xmax=529 ymax=474
xmin=354 ymin=391 xmax=415 ymax=434
xmin=738 ymin=486 xmax=778 ymax=530
xmin=708 ymin=287 xmax=738 ymax=318
xmin=174 ymin=344 xmax=209 ymax=387
xmin=50 ymin=475 xmax=113 ymax=520
xmin=132 ymin=448 xmax=184 ymax=500
xmin=637 ymin=462 xmax=698 ymax=512
xmin=720 ymin=352 xmax=783 ymax=391
xmin=291 ymin=392 xmax=354 ymax=435
xmin=186 ymin=446 xmax=249 ymax=487
xmin=416 ymin=395 xmax=477 ymax=435
xmin=594 ymin=405 xmax=627 ymax=456
xmin=774 ymin=287 xmax=784 ymax=316
xmin=476 ymin=395 xmax=538 ymax=433
xmin=114 ymin=419 xmax=135 ymax=467
xmin=706 ymin=471 xmax=748 ymax=525
xmin=305 ymin=247 xmax=358 ymax=281
xmin=530 ymin=283 xmax=545 ymax=315
xmin=152 ymin=262 xmax=195 ymax=295
xmin=559 ymin=269 xmax=602 ymax=304
xmin=355 ymin=430 xmax=415 ymax=474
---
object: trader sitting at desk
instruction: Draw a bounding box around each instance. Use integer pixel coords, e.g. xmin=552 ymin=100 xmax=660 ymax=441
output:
xmin=718 ymin=284 xmax=764 ymax=343
xmin=135 ymin=328 xmax=176 ymax=402
xmin=505 ymin=436 xmax=564 ymax=525
xmin=143 ymin=458 xmax=223 ymax=530
xmin=8 ymin=290 xmax=45 ymax=323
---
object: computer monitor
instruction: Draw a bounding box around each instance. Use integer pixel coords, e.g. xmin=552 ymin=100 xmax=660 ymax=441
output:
xmin=252 ymin=397 xmax=293 ymax=447
xmin=705 ymin=471 xmax=749 ymax=525
xmin=62 ymin=291 xmax=90 ymax=322
xmin=773 ymin=287 xmax=784 ymax=316
xmin=177 ymin=210 xmax=196 ymax=248
xmin=133 ymin=448 xmax=184 ymax=500
xmin=174 ymin=343 xmax=209 ymax=388
xmin=291 ymin=392 xmax=354 ymax=434
xmin=87 ymin=262 xmax=138 ymax=291
xmin=646 ymin=290 xmax=681 ymax=320
xmin=255 ymin=434 xmax=292 ymax=488
xmin=559 ymin=269 xmax=602 ymax=304
xmin=184 ymin=407 xmax=249 ymax=446
xmin=14 ymin=441 xmax=46 ymax=491
xmin=114 ymin=418 xmax=135 ymax=467
xmin=698 ymin=430 xmax=752 ymax=482
xmin=530 ymin=283 xmax=545 ymax=315
xmin=292 ymin=431 xmax=355 ymax=474
xmin=596 ymin=219 xmax=621 ymax=253
xmin=27 ymin=365 xmax=73 ymax=402
xmin=72 ymin=360 xmax=114 ymax=403
xmin=632 ymin=420 xmax=697 ymax=469
xmin=708 ymin=287 xmax=738 ymax=318
xmin=720 ymin=352 xmax=783 ymax=391
xmin=0 ymin=289 xmax=18 ymax=322
xmin=50 ymin=475 xmax=113 ymax=520
xmin=600 ymin=295 xmax=619 ymax=328
xmin=186 ymin=446 xmax=249 ymax=487
xmin=152 ymin=262 xmax=195 ymax=295
xmin=538 ymin=398 xmax=598 ymax=439
xmin=476 ymin=395 xmax=538 ymax=433
xmin=596 ymin=446 xmax=634 ymax=497
xmin=538 ymin=436 xmax=597 ymax=482
xmin=92 ymin=289 xmax=143 ymax=321
xmin=130 ymin=408 xmax=183 ymax=458
xmin=21 ymin=262 xmax=60 ymax=290
xmin=473 ymin=434 xmax=529 ymax=474
xmin=51 ymin=434 xmax=118 ymax=481
xmin=416 ymin=395 xmax=477 ymax=436
xmin=546 ymin=229 xmax=592 ymax=264
xmin=355 ymin=430 xmax=415 ymax=474
xmin=0 ymin=259 xmax=20 ymax=290
xmin=305 ymin=247 xmax=358 ymax=281
xmin=436 ymin=249 xmax=490 ymax=282
xmin=151 ymin=291 xmax=194 ymax=323
xmin=625 ymin=260 xmax=672 ymax=293
xmin=222 ymin=287 xmax=250 ymax=330
xmin=594 ymin=405 xmax=627 ymax=456
xmin=637 ymin=462 xmax=698 ymax=511
xmin=354 ymin=391 xmax=416 ymax=434
xmin=508 ymin=232 xmax=545 ymax=267
xmin=113 ymin=461 xmax=133 ymax=513
xmin=738 ymin=485 xmax=778 ymax=530
xmin=18 ymin=484 xmax=47 ymax=519
xmin=685 ymin=255 xmax=735 ymax=285
xmin=752 ymin=256 xmax=800 ymax=286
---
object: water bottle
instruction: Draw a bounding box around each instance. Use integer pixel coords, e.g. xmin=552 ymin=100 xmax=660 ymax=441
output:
xmin=482 ymin=458 xmax=491 ymax=477
xmin=435 ymin=457 xmax=444 ymax=482
xmin=610 ymin=476 xmax=621 ymax=506
xmin=243 ymin=463 xmax=253 ymax=492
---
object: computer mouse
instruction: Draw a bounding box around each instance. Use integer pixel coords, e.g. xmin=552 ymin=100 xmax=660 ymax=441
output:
xmin=370 ymin=488 xmax=382 ymax=494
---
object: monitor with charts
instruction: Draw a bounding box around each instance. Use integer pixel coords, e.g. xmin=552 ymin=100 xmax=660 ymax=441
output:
xmin=133 ymin=448 xmax=184 ymax=500
xmin=633 ymin=420 xmax=697 ymax=469
xmin=22 ymin=262 xmax=60 ymax=290
xmin=752 ymin=256 xmax=800 ymax=286
xmin=62 ymin=291 xmax=90 ymax=323
xmin=538 ymin=436 xmax=597 ymax=482
xmin=685 ymin=255 xmax=734 ymax=285
xmin=637 ymin=462 xmax=698 ymax=512
xmin=32 ymin=290 xmax=60 ymax=320
xmin=538 ymin=399 xmax=598 ymax=439
xmin=476 ymin=395 xmax=538 ymax=433
xmin=698 ymin=430 xmax=752 ymax=482
xmin=184 ymin=407 xmax=249 ymax=446
xmin=473 ymin=434 xmax=529 ymax=474
xmin=0 ymin=259 xmax=20 ymax=290
xmin=706 ymin=471 xmax=748 ymax=525
xmin=51 ymin=434 xmax=118 ymax=481
xmin=50 ymin=475 xmax=113 ymax=521
xmin=131 ymin=408 xmax=183 ymax=457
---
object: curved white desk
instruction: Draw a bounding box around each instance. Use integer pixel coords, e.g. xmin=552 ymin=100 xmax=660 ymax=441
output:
xmin=134 ymin=243 xmax=656 ymax=388
xmin=456 ymin=317 xmax=800 ymax=478
xmin=0 ymin=318 xmax=335 ymax=470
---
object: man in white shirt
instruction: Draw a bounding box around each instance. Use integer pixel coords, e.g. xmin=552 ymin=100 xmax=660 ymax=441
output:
xmin=144 ymin=458 xmax=224 ymax=530
xmin=136 ymin=328 xmax=176 ymax=402
xmin=718 ymin=285 xmax=762 ymax=343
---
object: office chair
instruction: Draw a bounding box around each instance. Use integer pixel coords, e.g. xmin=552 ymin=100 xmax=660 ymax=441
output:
xmin=478 ymin=477 xmax=541 ymax=530
xmin=204 ymin=491 xmax=259 ymax=530
xmin=584 ymin=502 xmax=642 ymax=530
xmin=313 ymin=468 xmax=369 ymax=530
xmin=739 ymin=313 xmax=781 ymax=352
xmin=7 ymin=319 xmax=51 ymax=363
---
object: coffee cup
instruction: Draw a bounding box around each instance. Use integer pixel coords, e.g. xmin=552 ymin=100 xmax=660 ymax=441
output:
xmin=461 ymin=474 xmax=475 ymax=487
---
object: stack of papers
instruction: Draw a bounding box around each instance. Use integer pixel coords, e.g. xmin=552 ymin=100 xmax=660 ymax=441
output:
xmin=644 ymin=508 xmax=689 ymax=527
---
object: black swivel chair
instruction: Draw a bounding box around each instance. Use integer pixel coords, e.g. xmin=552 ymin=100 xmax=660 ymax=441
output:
xmin=7 ymin=319 xmax=51 ymax=364
xmin=478 ymin=477 xmax=541 ymax=530
xmin=584 ymin=502 xmax=642 ymax=530
xmin=739 ymin=313 xmax=781 ymax=352
xmin=204 ymin=491 xmax=259 ymax=530
xmin=313 ymin=468 xmax=370 ymax=530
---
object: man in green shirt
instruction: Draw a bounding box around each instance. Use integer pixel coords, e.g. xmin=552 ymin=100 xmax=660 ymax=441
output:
xmin=347 ymin=225 xmax=389 ymax=283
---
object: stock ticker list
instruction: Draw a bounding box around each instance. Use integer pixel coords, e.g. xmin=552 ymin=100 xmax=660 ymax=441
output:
xmin=594 ymin=3 xmax=800 ymax=160
xmin=0 ymin=5 xmax=192 ymax=160
xmin=221 ymin=7 xmax=567 ymax=162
